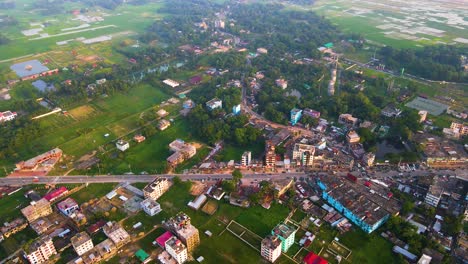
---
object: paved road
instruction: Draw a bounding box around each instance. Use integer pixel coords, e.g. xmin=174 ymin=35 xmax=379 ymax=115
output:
xmin=0 ymin=172 xmax=308 ymax=186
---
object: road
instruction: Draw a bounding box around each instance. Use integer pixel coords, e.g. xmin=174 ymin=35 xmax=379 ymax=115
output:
xmin=0 ymin=172 xmax=308 ymax=186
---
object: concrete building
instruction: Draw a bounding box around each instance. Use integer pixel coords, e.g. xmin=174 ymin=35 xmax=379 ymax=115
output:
xmin=163 ymin=79 xmax=180 ymax=88
xmin=381 ymin=104 xmax=402 ymax=118
xmin=57 ymin=198 xmax=79 ymax=217
xmin=418 ymin=110 xmax=428 ymax=123
xmin=167 ymin=139 xmax=197 ymax=165
xmin=425 ymin=183 xmax=444 ymax=207
xmin=275 ymin=79 xmax=288 ymax=89
xmin=164 ymin=213 xmax=200 ymax=253
xmin=241 ymin=151 xmax=252 ymax=166
xmin=0 ymin=218 xmax=28 ymax=238
xmin=158 ymin=119 xmax=171 ymax=131
xmin=24 ymin=235 xmax=57 ymax=264
xmin=264 ymin=142 xmax=276 ymax=167
xmin=0 ymin=111 xmax=17 ymax=122
xmin=116 ymin=140 xmax=129 ymax=152
xmin=71 ymin=232 xmax=94 ymax=256
xmin=338 ymin=114 xmax=358 ymax=127
xmin=206 ymin=98 xmax=222 ymax=110
xmin=450 ymin=122 xmax=468 ymax=136
xmin=233 ymin=104 xmax=241 ymax=115
xmin=143 ymin=178 xmax=170 ymax=201
xmin=290 ymin=108 xmax=302 ymax=126
xmin=271 ymin=224 xmax=296 ymax=252
xmin=261 ymin=235 xmax=282 ymax=263
xmin=303 ymin=109 xmax=320 ymax=119
xmin=102 ymin=221 xmax=130 ymax=247
xmin=362 ymin=153 xmax=375 ymax=167
xmin=165 ymin=237 xmax=188 ymax=264
xmin=21 ymin=199 xmax=52 ymax=223
xmin=292 ymin=143 xmax=315 ymax=166
xmin=141 ymin=198 xmax=162 ymax=216
xmin=346 ymin=130 xmax=360 ymax=144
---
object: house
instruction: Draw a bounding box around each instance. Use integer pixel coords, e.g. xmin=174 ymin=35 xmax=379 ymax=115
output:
xmin=163 ymin=79 xmax=180 ymax=88
xmin=338 ymin=114 xmax=358 ymax=127
xmin=157 ymin=109 xmax=169 ymax=118
xmin=272 ymin=179 xmax=294 ymax=199
xmin=232 ymin=104 xmax=241 ymax=115
xmin=206 ymin=98 xmax=222 ymax=110
xmin=183 ymin=100 xmax=195 ymax=109
xmin=21 ymin=199 xmax=52 ymax=223
xmin=291 ymin=108 xmax=302 ymax=126
xmin=189 ymin=76 xmax=202 ymax=85
xmin=346 ymin=130 xmax=360 ymax=144
xmin=132 ymin=134 xmax=145 ymax=143
xmin=418 ymin=110 xmax=428 ymax=123
xmin=381 ymin=104 xmax=402 ymax=118
xmin=275 ymin=79 xmax=288 ymax=89
xmin=102 ymin=221 xmax=130 ymax=247
xmin=257 ymin=48 xmax=268 ymax=54
xmin=43 ymin=187 xmax=68 ymax=202
xmin=116 ymin=140 xmax=129 ymax=152
xmin=0 ymin=111 xmax=17 ymax=122
xmin=141 ymin=198 xmax=162 ymax=216
xmin=24 ymin=235 xmax=57 ymax=264
xmin=0 ymin=218 xmax=28 ymax=238
xmin=165 ymin=237 xmax=188 ymax=264
xmin=158 ymin=119 xmax=171 ymax=131
xmin=303 ymin=109 xmax=320 ymax=119
xmin=71 ymin=232 xmax=94 ymax=256
xmin=143 ymin=178 xmax=170 ymax=201
xmin=261 ymin=235 xmax=282 ymax=263
xmin=57 ymin=198 xmax=79 ymax=217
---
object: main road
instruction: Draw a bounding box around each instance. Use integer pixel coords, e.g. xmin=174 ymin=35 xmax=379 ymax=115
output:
xmin=0 ymin=172 xmax=308 ymax=186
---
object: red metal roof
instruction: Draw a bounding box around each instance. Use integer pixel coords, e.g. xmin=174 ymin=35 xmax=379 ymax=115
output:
xmin=304 ymin=252 xmax=328 ymax=264
xmin=44 ymin=186 xmax=68 ymax=201
xmin=156 ymin=231 xmax=173 ymax=248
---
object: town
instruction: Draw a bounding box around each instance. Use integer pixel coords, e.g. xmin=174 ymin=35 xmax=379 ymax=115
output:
xmin=0 ymin=0 xmax=467 ymax=264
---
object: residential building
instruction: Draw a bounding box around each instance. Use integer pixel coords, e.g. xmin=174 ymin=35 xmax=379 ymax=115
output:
xmin=381 ymin=104 xmax=402 ymax=117
xmin=450 ymin=122 xmax=468 ymax=136
xmin=425 ymin=183 xmax=443 ymax=207
xmin=165 ymin=237 xmax=188 ymax=264
xmin=30 ymin=218 xmax=54 ymax=235
xmin=362 ymin=153 xmax=375 ymax=167
xmin=417 ymin=254 xmax=432 ymax=264
xmin=257 ymin=48 xmax=268 ymax=54
xmin=158 ymin=119 xmax=171 ymax=131
xmin=167 ymin=139 xmax=197 ymax=165
xmin=261 ymin=235 xmax=282 ymax=263
xmin=21 ymin=199 xmax=52 ymax=223
xmin=275 ymin=79 xmax=288 ymax=89
xmin=232 ymin=104 xmax=241 ymax=115
xmin=57 ymin=198 xmax=79 ymax=217
xmin=303 ymin=109 xmax=320 ymax=119
xmin=346 ymin=130 xmax=360 ymax=144
xmin=418 ymin=110 xmax=428 ymax=123
xmin=102 ymin=221 xmax=130 ymax=247
xmin=0 ymin=111 xmax=17 ymax=122
xmin=143 ymin=178 xmax=170 ymax=201
xmin=292 ymin=143 xmax=315 ymax=166
xmin=290 ymin=108 xmax=302 ymax=126
xmin=43 ymin=187 xmax=68 ymax=202
xmin=338 ymin=114 xmax=358 ymax=127
xmin=271 ymin=224 xmax=296 ymax=252
xmin=241 ymin=151 xmax=252 ymax=166
xmin=316 ymin=176 xmax=400 ymax=233
xmin=206 ymin=98 xmax=222 ymax=110
xmin=15 ymin=148 xmax=62 ymax=172
xmin=25 ymin=235 xmax=57 ymax=264
xmin=183 ymin=100 xmax=195 ymax=109
xmin=134 ymin=134 xmax=146 ymax=143
xmin=0 ymin=218 xmax=28 ymax=238
xmin=163 ymin=79 xmax=180 ymax=88
xmin=95 ymin=239 xmax=117 ymax=259
xmin=164 ymin=213 xmax=200 ymax=253
xmin=264 ymin=141 xmax=276 ymax=167
xmin=71 ymin=232 xmax=94 ymax=256
xmin=141 ymin=198 xmax=162 ymax=216
xmin=116 ymin=140 xmax=129 ymax=152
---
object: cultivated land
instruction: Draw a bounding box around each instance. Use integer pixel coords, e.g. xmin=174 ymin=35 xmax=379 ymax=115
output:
xmin=308 ymin=0 xmax=468 ymax=48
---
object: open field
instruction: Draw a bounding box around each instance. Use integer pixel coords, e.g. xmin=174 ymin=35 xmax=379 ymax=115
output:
xmin=306 ymin=0 xmax=468 ymax=48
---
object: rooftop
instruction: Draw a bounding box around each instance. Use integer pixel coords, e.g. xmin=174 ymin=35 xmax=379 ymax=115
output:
xmin=166 ymin=237 xmax=186 ymax=254
xmin=71 ymin=232 xmax=92 ymax=247
xmin=272 ymin=223 xmax=295 ymax=239
xmin=10 ymin=60 xmax=49 ymax=78
xmin=143 ymin=178 xmax=168 ymax=193
xmin=261 ymin=235 xmax=281 ymax=250
xmin=57 ymin=198 xmax=78 ymax=211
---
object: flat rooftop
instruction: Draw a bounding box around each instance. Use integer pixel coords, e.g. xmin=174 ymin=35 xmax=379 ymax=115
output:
xmin=10 ymin=60 xmax=49 ymax=78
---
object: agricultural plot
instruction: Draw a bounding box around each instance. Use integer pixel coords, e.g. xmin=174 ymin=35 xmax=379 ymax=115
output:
xmin=309 ymin=0 xmax=468 ymax=48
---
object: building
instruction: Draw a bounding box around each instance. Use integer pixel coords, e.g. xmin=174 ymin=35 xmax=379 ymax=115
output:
xmin=338 ymin=114 xmax=358 ymax=127
xmin=292 ymin=143 xmax=315 ymax=166
xmin=10 ymin=60 xmax=58 ymax=81
xmin=303 ymin=252 xmax=328 ymax=264
xmin=290 ymin=108 xmax=302 ymax=126
xmin=257 ymin=48 xmax=268 ymax=54
xmin=206 ymin=98 xmax=222 ymax=110
xmin=24 ymin=235 xmax=57 ymax=264
xmin=261 ymin=235 xmax=282 ymax=263
xmin=275 ymin=79 xmax=288 ymax=89
xmin=0 ymin=111 xmax=17 ymax=122
xmin=141 ymin=198 xmax=162 ymax=216
xmin=303 ymin=109 xmax=320 ymax=119
xmin=15 ymin=148 xmax=62 ymax=172
xmin=233 ymin=104 xmax=241 ymax=115
xmin=316 ymin=176 xmax=400 ymax=233
xmin=143 ymin=178 xmax=170 ymax=201
xmin=21 ymin=199 xmax=52 ymax=223
xmin=241 ymin=151 xmax=252 ymax=166
xmin=418 ymin=110 xmax=428 ymax=123
xmin=424 ymin=183 xmax=444 ymax=207
xmin=134 ymin=134 xmax=146 ymax=143
xmin=264 ymin=141 xmax=276 ymax=167
xmin=71 ymin=232 xmax=94 ymax=256
xmin=57 ymin=198 xmax=79 ymax=217
xmin=164 ymin=213 xmax=200 ymax=253
xmin=346 ymin=130 xmax=361 ymax=144
xmin=116 ymin=140 xmax=129 ymax=152
xmin=272 ymin=179 xmax=294 ymax=199
xmin=183 ymin=100 xmax=195 ymax=109
xmin=187 ymin=194 xmax=207 ymax=210
xmin=189 ymin=75 xmax=202 ymax=85
xmin=450 ymin=122 xmax=468 ymax=136
xmin=420 ymin=137 xmax=468 ymax=168
xmin=158 ymin=119 xmax=171 ymax=131
xmin=102 ymin=221 xmax=130 ymax=247
xmin=163 ymin=79 xmax=180 ymax=88
xmin=167 ymin=139 xmax=197 ymax=165
xmin=381 ymin=104 xmax=402 ymax=117
xmin=271 ymin=224 xmax=296 ymax=252
xmin=165 ymin=237 xmax=188 ymax=264
xmin=43 ymin=187 xmax=68 ymax=202
xmin=417 ymin=254 xmax=432 ymax=264
xmin=0 ymin=218 xmax=28 ymax=238
xmin=362 ymin=152 xmax=375 ymax=167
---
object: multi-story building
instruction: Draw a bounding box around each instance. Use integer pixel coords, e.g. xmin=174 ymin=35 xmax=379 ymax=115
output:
xmin=141 ymin=198 xmax=162 ymax=216
xmin=165 ymin=236 xmax=188 ymax=264
xmin=303 ymin=108 xmax=320 ymax=119
xmin=24 ymin=235 xmax=57 ymax=264
xmin=21 ymin=199 xmax=52 ymax=223
xmin=167 ymin=139 xmax=197 ymax=166
xmin=292 ymin=143 xmax=315 ymax=166
xmin=290 ymin=108 xmax=302 ymax=126
xmin=102 ymin=221 xmax=130 ymax=247
xmin=338 ymin=114 xmax=358 ymax=127
xmin=233 ymin=104 xmax=241 ymax=115
xmin=206 ymin=98 xmax=222 ymax=110
xmin=346 ymin=130 xmax=361 ymax=144
xmin=143 ymin=178 xmax=170 ymax=201
xmin=450 ymin=122 xmax=468 ymax=136
xmin=57 ymin=198 xmax=79 ymax=217
xmin=261 ymin=235 xmax=282 ymax=263
xmin=316 ymin=176 xmax=400 ymax=233
xmin=424 ymin=183 xmax=444 ymax=207
xmin=116 ymin=140 xmax=130 ymax=152
xmin=164 ymin=213 xmax=200 ymax=253
xmin=264 ymin=142 xmax=276 ymax=168
xmin=241 ymin=151 xmax=252 ymax=166
xmin=271 ymin=224 xmax=296 ymax=252
xmin=71 ymin=232 xmax=94 ymax=256
xmin=0 ymin=218 xmax=28 ymax=238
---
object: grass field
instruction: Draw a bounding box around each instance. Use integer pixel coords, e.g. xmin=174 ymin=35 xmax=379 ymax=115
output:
xmin=68 ymin=183 xmax=116 ymax=204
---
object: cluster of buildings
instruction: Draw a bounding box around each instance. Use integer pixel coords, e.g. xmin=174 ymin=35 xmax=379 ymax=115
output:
xmin=415 ymin=135 xmax=467 ymax=168
xmin=443 ymin=121 xmax=468 ymax=139
xmin=11 ymin=148 xmax=63 ymax=177
xmin=167 ymin=139 xmax=197 ymax=166
xmin=261 ymin=223 xmax=296 ymax=263
xmin=141 ymin=177 xmax=170 ymax=216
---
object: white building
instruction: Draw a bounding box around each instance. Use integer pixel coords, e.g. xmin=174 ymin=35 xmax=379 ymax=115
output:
xmin=241 ymin=151 xmax=251 ymax=166
xmin=143 ymin=178 xmax=170 ymax=201
xmin=141 ymin=198 xmax=162 ymax=216
xmin=206 ymin=98 xmax=222 ymax=110
xmin=261 ymin=235 xmax=282 ymax=263
xmin=71 ymin=232 xmax=93 ymax=256
xmin=0 ymin=111 xmax=17 ymax=122
xmin=25 ymin=235 xmax=57 ymax=264
xmin=425 ymin=184 xmax=443 ymax=207
xmin=187 ymin=194 xmax=207 ymax=210
xmin=163 ymin=79 xmax=180 ymax=88
xmin=56 ymin=198 xmax=79 ymax=217
xmin=165 ymin=237 xmax=188 ymax=264
xmin=116 ymin=140 xmax=130 ymax=152
xmin=292 ymin=144 xmax=315 ymax=166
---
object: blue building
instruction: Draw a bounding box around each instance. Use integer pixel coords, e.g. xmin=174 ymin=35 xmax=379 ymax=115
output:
xmin=233 ymin=104 xmax=241 ymax=115
xmin=290 ymin=108 xmax=302 ymax=126
xmin=316 ymin=176 xmax=400 ymax=234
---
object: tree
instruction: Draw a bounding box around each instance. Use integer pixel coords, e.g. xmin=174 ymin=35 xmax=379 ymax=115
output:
xmin=221 ymin=180 xmax=236 ymax=193
xmin=232 ymin=169 xmax=243 ymax=182
xmin=172 ymin=176 xmax=182 ymax=185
